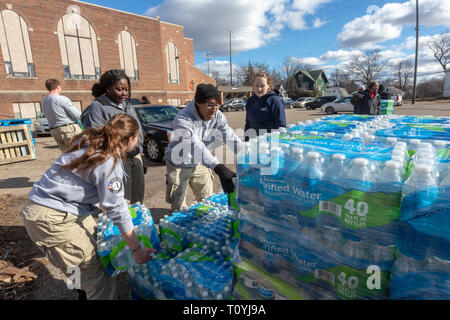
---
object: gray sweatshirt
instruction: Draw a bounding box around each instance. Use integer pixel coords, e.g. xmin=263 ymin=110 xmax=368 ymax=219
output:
xmin=41 ymin=94 xmax=81 ymax=129
xmin=164 ymin=100 xmax=243 ymax=169
xmin=28 ymin=148 xmax=133 ymax=234
xmin=81 ymin=96 xmax=143 ymax=157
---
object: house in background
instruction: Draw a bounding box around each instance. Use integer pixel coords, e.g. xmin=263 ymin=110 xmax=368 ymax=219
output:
xmin=294 ymin=69 xmax=329 ymax=96
xmin=327 ymin=87 xmax=349 ymax=99
xmin=273 ymin=84 xmax=288 ymax=98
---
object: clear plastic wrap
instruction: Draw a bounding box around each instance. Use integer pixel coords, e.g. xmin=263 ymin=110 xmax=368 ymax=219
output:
xmin=390 ymin=146 xmax=450 ymax=299
xmin=233 ymin=118 xmax=450 ymax=300
xmin=96 ymin=202 xmax=161 ymax=277
xmin=128 ymin=192 xmax=237 ymax=300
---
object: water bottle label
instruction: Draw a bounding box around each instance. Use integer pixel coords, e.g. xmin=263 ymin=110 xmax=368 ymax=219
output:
xmin=298 ymin=265 xmax=391 ymax=300
xmin=195 ymin=205 xmax=213 ymax=217
xmin=160 ymin=227 xmax=183 ymax=251
xmin=299 ymin=190 xmax=401 ymax=229
xmin=436 ymin=147 xmax=450 ymax=163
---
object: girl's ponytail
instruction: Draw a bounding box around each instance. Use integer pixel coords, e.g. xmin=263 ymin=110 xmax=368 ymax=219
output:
xmin=61 ymin=114 xmax=140 ymax=173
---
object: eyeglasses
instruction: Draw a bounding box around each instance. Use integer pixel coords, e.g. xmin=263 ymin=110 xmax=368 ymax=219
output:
xmin=204 ymin=103 xmax=219 ymax=109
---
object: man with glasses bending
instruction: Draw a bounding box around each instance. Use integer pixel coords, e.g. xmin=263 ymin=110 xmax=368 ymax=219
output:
xmin=164 ymin=84 xmax=243 ymax=211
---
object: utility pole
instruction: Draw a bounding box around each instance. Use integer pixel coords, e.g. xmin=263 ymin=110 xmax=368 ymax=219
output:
xmin=228 ymin=29 xmax=233 ymax=86
xmin=205 ymin=52 xmax=212 ymax=77
xmin=412 ymin=0 xmax=419 ymax=105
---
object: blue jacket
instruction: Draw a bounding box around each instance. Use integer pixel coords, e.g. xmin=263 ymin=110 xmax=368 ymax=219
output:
xmin=244 ymin=91 xmax=286 ymax=136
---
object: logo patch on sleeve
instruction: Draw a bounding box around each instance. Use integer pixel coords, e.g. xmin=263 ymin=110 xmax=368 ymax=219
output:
xmin=108 ymin=178 xmax=122 ymax=193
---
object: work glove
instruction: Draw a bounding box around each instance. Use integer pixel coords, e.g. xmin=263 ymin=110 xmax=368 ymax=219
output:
xmin=214 ymin=164 xmax=236 ymax=194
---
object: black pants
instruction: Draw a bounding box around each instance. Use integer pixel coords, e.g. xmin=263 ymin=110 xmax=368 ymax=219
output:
xmin=123 ymin=154 xmax=145 ymax=204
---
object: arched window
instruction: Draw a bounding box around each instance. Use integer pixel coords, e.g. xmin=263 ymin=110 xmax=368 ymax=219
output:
xmin=57 ymin=13 xmax=100 ymax=79
xmin=0 ymin=10 xmax=35 ymax=77
xmin=117 ymin=30 xmax=138 ymax=81
xmin=166 ymin=41 xmax=180 ymax=83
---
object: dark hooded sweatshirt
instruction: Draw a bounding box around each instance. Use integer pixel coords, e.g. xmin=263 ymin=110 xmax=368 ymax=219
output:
xmin=244 ymin=91 xmax=286 ymax=137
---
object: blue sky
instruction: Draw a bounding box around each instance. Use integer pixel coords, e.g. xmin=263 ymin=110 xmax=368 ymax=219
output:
xmin=80 ymin=0 xmax=449 ymax=81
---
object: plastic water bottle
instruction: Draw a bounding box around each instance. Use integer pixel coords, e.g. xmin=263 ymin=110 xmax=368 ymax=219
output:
xmin=318 ymin=153 xmax=347 ymax=231
xmin=345 ymin=158 xmax=373 ymax=192
xmin=296 ymin=151 xmax=324 ymax=228
xmin=343 ymin=240 xmax=367 ymax=269
xmin=341 ymin=158 xmax=373 ymax=242
xmin=401 ymin=164 xmax=439 ymax=222
xmin=408 ymin=139 xmax=421 ymax=152
xmin=111 ymin=244 xmax=135 ymax=270
xmin=377 ymin=160 xmax=404 ymax=188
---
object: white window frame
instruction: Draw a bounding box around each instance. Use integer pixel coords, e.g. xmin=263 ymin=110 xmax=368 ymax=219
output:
xmin=166 ymin=41 xmax=180 ymax=84
xmin=118 ymin=30 xmax=139 ymax=81
xmin=57 ymin=13 xmax=100 ymax=80
xmin=0 ymin=10 xmax=35 ymax=78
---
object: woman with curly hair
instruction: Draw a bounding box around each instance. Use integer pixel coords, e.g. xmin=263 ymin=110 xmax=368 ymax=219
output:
xmin=81 ymin=69 xmax=145 ymax=204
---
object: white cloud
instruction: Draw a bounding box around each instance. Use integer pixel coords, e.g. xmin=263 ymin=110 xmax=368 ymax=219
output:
xmin=294 ymin=49 xmax=363 ymax=67
xmin=312 ymin=18 xmax=328 ymax=28
xmin=145 ymin=0 xmax=332 ymax=56
xmin=337 ymin=0 xmax=450 ymax=49
xmin=196 ymin=60 xmax=237 ymax=81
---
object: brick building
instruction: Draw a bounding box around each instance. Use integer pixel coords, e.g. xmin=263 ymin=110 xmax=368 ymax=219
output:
xmin=0 ymin=0 xmax=215 ymax=119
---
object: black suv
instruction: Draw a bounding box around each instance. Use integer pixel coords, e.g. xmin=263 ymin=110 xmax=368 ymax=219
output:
xmin=305 ymin=96 xmax=337 ymax=110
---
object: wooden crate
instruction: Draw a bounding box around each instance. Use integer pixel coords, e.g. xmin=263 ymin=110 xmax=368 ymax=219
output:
xmin=0 ymin=124 xmax=37 ymax=165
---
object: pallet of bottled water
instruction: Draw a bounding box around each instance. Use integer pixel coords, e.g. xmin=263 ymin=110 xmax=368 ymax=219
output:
xmin=233 ymin=118 xmax=450 ymax=300
xmin=96 ymin=202 xmax=161 ymax=277
xmin=390 ymin=145 xmax=450 ymax=299
xmin=316 ymin=114 xmax=450 ymax=150
xmin=129 ymin=243 xmax=233 ymax=300
xmin=128 ymin=192 xmax=237 ymax=300
xmin=158 ymin=192 xmax=238 ymax=254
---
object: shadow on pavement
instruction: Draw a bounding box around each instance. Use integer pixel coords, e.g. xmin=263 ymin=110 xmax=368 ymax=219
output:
xmin=0 ymin=177 xmax=35 ymax=189
xmin=42 ymin=145 xmax=59 ymax=149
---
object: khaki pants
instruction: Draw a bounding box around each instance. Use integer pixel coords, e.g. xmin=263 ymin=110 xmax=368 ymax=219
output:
xmin=165 ymin=161 xmax=214 ymax=211
xmin=50 ymin=123 xmax=82 ymax=151
xmin=124 ymin=154 xmax=145 ymax=204
xmin=20 ymin=199 xmax=117 ymax=300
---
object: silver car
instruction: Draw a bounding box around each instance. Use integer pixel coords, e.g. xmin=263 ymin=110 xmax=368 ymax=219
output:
xmin=292 ymin=97 xmax=314 ymax=108
xmin=321 ymin=96 xmax=353 ymax=115
xmin=33 ymin=113 xmax=50 ymax=136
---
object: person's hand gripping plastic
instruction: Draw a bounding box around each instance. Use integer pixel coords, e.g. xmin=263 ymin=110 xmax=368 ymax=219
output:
xmin=214 ymin=164 xmax=236 ymax=193
xmin=132 ymin=244 xmax=157 ymax=264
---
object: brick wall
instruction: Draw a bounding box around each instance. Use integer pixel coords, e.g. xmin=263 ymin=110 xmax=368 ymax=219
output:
xmin=0 ymin=0 xmax=215 ymax=118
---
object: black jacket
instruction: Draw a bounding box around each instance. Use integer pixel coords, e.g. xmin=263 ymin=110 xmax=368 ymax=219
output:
xmin=356 ymin=90 xmax=380 ymax=115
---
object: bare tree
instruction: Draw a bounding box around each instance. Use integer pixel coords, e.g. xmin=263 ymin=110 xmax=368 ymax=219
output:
xmin=329 ymin=69 xmax=360 ymax=94
xmin=393 ymin=61 xmax=414 ymax=90
xmin=329 ymin=69 xmax=349 ymax=87
xmin=426 ymin=31 xmax=450 ymax=71
xmin=210 ymin=71 xmax=229 ymax=86
xmin=416 ymin=77 xmax=445 ymax=98
xmin=234 ymin=61 xmax=271 ymax=86
xmin=345 ymin=49 xmax=387 ymax=87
